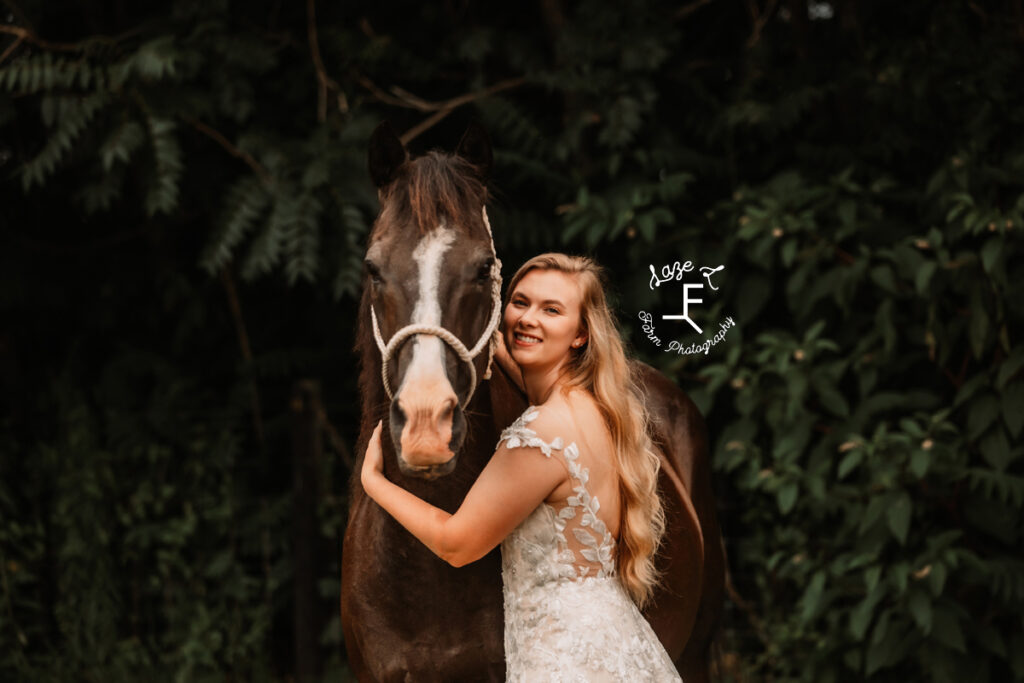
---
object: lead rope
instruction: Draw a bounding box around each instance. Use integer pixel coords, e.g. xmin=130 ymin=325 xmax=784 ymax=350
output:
xmin=370 ymin=207 xmax=503 ymax=408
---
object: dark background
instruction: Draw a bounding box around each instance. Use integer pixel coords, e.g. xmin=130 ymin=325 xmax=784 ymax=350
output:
xmin=1 ymin=0 xmax=1022 ymax=680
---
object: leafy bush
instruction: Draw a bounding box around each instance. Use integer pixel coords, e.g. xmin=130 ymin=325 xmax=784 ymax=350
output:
xmin=1 ymin=0 xmax=1021 ymax=680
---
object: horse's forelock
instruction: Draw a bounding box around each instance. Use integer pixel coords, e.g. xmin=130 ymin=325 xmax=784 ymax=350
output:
xmin=376 ymin=152 xmax=488 ymax=238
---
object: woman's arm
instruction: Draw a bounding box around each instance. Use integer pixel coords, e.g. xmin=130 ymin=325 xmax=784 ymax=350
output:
xmin=361 ymin=419 xmax=566 ymax=567
xmin=493 ymin=331 xmax=526 ymax=392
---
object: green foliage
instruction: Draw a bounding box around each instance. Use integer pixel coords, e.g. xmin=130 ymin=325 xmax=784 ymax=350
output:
xmin=2 ymin=0 xmax=1023 ymax=680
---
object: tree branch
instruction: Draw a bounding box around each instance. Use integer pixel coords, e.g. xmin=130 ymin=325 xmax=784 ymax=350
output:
xmin=725 ymin=571 xmax=771 ymax=649
xmin=673 ymin=0 xmax=717 ymax=22
xmin=306 ymin=0 xmax=343 ymax=123
xmin=0 ymin=22 xmax=147 ymax=52
xmin=312 ymin=393 xmax=354 ymax=471
xmin=354 ymin=72 xmax=526 ymax=113
xmin=0 ymin=33 xmax=22 ymax=65
xmin=352 ymin=72 xmax=526 ymax=143
xmin=219 ymin=266 xmax=265 ymax=447
xmin=400 ymin=108 xmax=455 ymax=145
xmin=183 ymin=116 xmax=274 ymax=187
xmin=745 ymin=0 xmax=779 ymax=49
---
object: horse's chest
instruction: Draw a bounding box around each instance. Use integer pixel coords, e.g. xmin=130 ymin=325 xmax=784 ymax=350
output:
xmin=343 ymin=500 xmax=505 ymax=680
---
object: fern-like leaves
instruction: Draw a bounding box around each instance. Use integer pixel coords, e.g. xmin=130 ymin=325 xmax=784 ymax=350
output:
xmin=201 ymin=176 xmax=270 ymax=274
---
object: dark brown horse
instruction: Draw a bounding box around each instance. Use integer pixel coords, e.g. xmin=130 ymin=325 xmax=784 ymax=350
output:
xmin=341 ymin=122 xmax=724 ymax=682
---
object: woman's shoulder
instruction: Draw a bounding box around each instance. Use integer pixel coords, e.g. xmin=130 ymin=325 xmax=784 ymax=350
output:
xmin=498 ymin=403 xmax=570 ymax=458
xmin=498 ymin=388 xmax=615 ymax=457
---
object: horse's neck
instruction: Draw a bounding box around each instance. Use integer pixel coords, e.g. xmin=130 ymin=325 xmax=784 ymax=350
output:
xmin=486 ymin=358 xmax=529 ymax=435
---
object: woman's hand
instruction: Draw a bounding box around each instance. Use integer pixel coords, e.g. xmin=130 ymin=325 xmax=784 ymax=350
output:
xmin=494 ymin=331 xmax=526 ymax=392
xmin=360 ymin=420 xmax=385 ymax=491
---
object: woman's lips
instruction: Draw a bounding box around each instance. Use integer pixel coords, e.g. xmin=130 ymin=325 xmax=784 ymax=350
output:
xmin=512 ymin=331 xmax=541 ymax=347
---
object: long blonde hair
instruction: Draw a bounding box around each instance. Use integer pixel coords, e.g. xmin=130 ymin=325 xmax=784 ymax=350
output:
xmin=504 ymin=253 xmax=665 ymax=608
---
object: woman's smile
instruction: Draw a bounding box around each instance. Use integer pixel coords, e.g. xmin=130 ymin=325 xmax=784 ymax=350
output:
xmin=512 ymin=331 xmax=542 ymax=346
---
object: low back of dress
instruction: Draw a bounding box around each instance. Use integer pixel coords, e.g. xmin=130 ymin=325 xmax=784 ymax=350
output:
xmin=497 ymin=404 xmax=682 ymax=682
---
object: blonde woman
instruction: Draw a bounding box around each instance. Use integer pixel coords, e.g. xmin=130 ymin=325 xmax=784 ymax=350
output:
xmin=361 ymin=253 xmax=680 ymax=681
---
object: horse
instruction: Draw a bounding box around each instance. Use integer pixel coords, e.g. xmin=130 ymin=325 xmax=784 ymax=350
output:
xmin=340 ymin=121 xmax=725 ymax=682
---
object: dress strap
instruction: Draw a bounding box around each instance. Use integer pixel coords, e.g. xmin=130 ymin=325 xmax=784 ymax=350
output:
xmin=497 ymin=406 xmax=564 ymax=457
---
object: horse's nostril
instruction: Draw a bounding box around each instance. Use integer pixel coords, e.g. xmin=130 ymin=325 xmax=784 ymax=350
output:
xmin=440 ymin=398 xmax=455 ymax=421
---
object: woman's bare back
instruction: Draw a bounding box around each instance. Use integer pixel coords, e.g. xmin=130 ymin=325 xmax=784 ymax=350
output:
xmin=538 ymin=388 xmax=622 ymax=541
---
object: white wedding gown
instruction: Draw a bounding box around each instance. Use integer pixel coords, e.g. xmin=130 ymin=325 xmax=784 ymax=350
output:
xmin=498 ymin=406 xmax=682 ymax=682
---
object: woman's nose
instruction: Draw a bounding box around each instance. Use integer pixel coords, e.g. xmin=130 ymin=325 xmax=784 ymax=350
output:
xmin=519 ymin=306 xmax=539 ymax=326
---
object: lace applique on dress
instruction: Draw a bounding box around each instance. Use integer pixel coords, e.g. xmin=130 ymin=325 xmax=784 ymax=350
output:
xmin=497 ymin=405 xmax=681 ymax=682
xmin=498 ymin=406 xmax=615 ymax=579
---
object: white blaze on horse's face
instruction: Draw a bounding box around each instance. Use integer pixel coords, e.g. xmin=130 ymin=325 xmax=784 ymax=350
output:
xmin=395 ymin=225 xmax=459 ymax=470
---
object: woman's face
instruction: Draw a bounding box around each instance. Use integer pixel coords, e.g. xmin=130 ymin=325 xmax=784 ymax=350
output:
xmin=504 ymin=269 xmax=587 ymax=371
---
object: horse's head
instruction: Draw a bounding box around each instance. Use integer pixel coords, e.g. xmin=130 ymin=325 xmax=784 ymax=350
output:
xmin=361 ymin=121 xmax=499 ymax=479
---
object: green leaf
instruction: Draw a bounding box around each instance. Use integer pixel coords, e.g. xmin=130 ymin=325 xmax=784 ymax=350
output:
xmin=777 ymin=480 xmax=798 ymax=514
xmin=99 ymin=120 xmax=145 ymax=172
xmin=967 ymin=393 xmax=1000 ymax=439
xmin=870 ymin=264 xmax=898 ymax=293
xmin=859 ymin=495 xmax=887 ymax=534
xmin=838 ymin=199 xmax=856 ymax=228
xmin=908 ymin=590 xmax=933 ymax=634
xmin=886 ymin=491 xmax=912 ymax=545
xmin=200 ymin=176 xmax=269 ymax=273
xmin=928 ymin=563 xmax=948 ymax=597
xmin=800 ymin=570 xmax=826 ymax=622
xmin=1012 ymin=632 xmax=1024 ymax=678
xmin=875 ymin=299 xmax=897 ymax=355
xmin=850 ymin=584 xmax=884 ymax=640
xmin=838 ymin=448 xmax=863 ymax=479
xmin=865 ymin=619 xmax=909 ymax=675
xmin=909 ymin=448 xmax=930 ymax=478
xmin=780 ymin=238 xmax=797 ymax=267
xmin=737 ymin=272 xmax=772 ymax=322
xmin=815 ymin=378 xmax=850 ymax=417
xmin=132 ymin=36 xmax=179 ymax=81
xmin=954 ymin=373 xmax=988 ymax=408
xmin=974 ymin=621 xmax=1008 ymax=658
xmin=143 ymin=116 xmax=183 ymax=216
xmin=1003 ymin=381 xmax=1024 ymax=438
xmin=979 ymin=427 xmax=1013 ymax=471
xmin=968 ymin=287 xmax=988 ymax=359
xmin=931 ymin=606 xmax=966 ymax=653
xmin=980 ymin=236 xmax=1002 ymax=274
xmin=996 ymin=347 xmax=1024 ymax=388
xmin=915 ymin=261 xmax=937 ymax=294
xmin=865 ymin=565 xmax=882 ymax=593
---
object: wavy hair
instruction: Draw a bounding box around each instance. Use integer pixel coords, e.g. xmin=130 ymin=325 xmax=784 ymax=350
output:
xmin=504 ymin=253 xmax=665 ymax=608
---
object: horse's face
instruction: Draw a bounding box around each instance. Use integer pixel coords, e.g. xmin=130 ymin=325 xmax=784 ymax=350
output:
xmin=364 ymin=122 xmax=495 ymax=479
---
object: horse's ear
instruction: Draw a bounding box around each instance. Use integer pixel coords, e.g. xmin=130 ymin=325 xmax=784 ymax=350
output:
xmin=368 ymin=121 xmax=407 ymax=188
xmin=456 ymin=121 xmax=492 ymax=179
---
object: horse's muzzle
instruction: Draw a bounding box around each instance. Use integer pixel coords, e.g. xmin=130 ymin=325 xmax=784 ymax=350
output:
xmin=395 ymin=457 xmax=459 ymax=480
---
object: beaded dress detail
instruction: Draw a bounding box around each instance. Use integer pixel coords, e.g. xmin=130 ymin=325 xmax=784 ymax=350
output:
xmin=498 ymin=406 xmax=681 ymax=682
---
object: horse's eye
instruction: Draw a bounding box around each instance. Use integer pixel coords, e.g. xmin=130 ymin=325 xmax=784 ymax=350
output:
xmin=365 ymin=260 xmax=384 ymax=285
xmin=475 ymin=258 xmax=494 ymax=283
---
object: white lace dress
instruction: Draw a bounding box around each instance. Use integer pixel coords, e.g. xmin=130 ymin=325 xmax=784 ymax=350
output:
xmin=498 ymin=406 xmax=682 ymax=682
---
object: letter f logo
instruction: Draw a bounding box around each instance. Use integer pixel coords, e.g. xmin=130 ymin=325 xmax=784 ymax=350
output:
xmin=662 ymin=284 xmax=703 ymax=334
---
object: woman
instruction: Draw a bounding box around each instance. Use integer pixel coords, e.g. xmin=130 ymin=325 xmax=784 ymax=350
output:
xmin=361 ymin=253 xmax=681 ymax=681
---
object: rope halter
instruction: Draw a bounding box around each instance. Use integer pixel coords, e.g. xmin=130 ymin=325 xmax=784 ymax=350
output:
xmin=369 ymin=207 xmax=503 ymax=409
